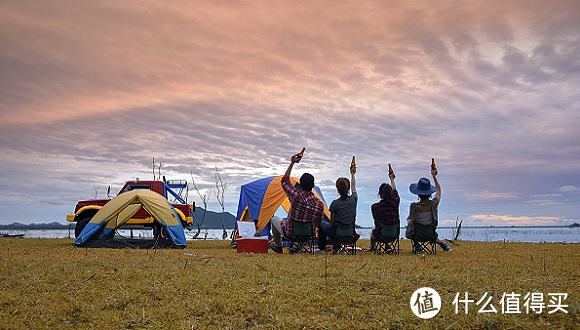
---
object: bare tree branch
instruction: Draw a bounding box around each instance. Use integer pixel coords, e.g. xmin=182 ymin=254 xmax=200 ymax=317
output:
xmin=158 ymin=161 xmax=162 ymax=181
xmin=214 ymin=167 xmax=227 ymax=239
xmin=189 ymin=172 xmax=209 ymax=239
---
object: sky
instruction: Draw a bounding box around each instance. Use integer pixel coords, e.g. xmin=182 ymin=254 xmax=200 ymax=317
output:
xmin=1 ymin=1 xmax=579 ymax=228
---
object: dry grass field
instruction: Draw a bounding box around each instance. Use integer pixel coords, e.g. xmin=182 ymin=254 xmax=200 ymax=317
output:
xmin=0 ymin=238 xmax=578 ymax=329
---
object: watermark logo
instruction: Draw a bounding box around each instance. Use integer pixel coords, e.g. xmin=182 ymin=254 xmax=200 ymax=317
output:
xmin=410 ymin=287 xmax=441 ymax=319
xmin=410 ymin=287 xmax=569 ymax=318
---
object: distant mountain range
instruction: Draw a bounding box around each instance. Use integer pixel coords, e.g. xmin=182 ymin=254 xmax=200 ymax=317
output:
xmin=0 ymin=208 xmax=237 ymax=230
xmin=0 ymin=222 xmax=71 ymax=230
xmin=192 ymin=208 xmax=236 ymax=229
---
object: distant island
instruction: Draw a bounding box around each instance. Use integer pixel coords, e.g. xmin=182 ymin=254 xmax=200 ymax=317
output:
xmin=0 ymin=208 xmax=237 ymax=230
xmin=0 ymin=221 xmax=71 ymax=230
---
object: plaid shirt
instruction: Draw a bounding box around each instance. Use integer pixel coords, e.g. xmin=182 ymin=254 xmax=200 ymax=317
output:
xmin=371 ymin=189 xmax=400 ymax=227
xmin=281 ymin=176 xmax=325 ymax=236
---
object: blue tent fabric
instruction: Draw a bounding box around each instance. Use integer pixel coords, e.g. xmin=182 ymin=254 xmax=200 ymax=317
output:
xmin=235 ymin=177 xmax=272 ymax=224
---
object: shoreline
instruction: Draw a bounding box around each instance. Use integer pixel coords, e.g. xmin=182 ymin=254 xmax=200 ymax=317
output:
xmin=1 ymin=224 xmax=578 ymax=230
xmin=2 ymin=226 xmax=579 ymax=244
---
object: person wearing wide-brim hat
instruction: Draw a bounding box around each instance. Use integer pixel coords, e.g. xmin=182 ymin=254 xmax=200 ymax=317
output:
xmin=405 ymin=167 xmax=452 ymax=252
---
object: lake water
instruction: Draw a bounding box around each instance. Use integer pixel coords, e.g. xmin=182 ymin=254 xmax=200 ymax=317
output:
xmin=2 ymin=226 xmax=578 ymax=243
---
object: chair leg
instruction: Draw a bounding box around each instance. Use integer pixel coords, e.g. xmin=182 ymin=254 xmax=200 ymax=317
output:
xmin=334 ymin=237 xmax=356 ymax=255
xmin=389 ymin=239 xmax=399 ymax=254
xmin=289 ymin=241 xmax=306 ymax=254
xmin=348 ymin=240 xmax=356 ymax=255
xmin=289 ymin=238 xmax=316 ymax=254
xmin=375 ymin=238 xmax=399 ymax=254
xmin=373 ymin=242 xmax=383 ymax=254
xmin=422 ymin=241 xmax=436 ymax=254
xmin=413 ymin=240 xmax=436 ymax=254
xmin=412 ymin=241 xmax=421 ymax=254
xmin=374 ymin=241 xmax=386 ymax=254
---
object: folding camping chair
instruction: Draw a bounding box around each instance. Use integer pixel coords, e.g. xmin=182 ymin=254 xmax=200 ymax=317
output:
xmin=411 ymin=223 xmax=437 ymax=254
xmin=374 ymin=222 xmax=400 ymax=254
xmin=333 ymin=222 xmax=357 ymax=255
xmin=288 ymin=221 xmax=316 ymax=254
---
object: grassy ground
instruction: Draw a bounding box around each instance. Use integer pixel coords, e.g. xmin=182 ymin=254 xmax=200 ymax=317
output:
xmin=0 ymin=238 xmax=578 ymax=329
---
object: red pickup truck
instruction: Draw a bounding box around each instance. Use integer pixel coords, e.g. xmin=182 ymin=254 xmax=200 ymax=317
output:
xmin=66 ymin=179 xmax=195 ymax=238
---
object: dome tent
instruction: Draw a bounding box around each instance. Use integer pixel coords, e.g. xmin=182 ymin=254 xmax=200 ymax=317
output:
xmin=74 ymin=189 xmax=187 ymax=248
xmin=235 ymin=175 xmax=330 ymax=238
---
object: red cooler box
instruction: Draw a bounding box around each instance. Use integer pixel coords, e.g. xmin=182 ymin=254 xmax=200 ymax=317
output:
xmin=236 ymin=236 xmax=269 ymax=253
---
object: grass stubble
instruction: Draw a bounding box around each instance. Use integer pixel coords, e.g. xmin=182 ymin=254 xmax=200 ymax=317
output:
xmin=0 ymin=238 xmax=578 ymax=329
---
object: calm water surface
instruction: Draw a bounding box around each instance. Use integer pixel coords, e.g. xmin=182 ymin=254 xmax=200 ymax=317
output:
xmin=3 ymin=226 xmax=578 ymax=243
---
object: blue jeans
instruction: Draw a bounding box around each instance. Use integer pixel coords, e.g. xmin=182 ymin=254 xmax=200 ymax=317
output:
xmin=318 ymin=220 xmax=336 ymax=250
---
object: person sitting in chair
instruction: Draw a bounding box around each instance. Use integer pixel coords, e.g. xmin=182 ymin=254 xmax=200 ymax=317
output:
xmin=405 ymin=168 xmax=452 ymax=252
xmin=369 ymin=168 xmax=400 ymax=252
xmin=270 ymin=153 xmax=325 ymax=254
xmin=314 ymin=163 xmax=358 ymax=254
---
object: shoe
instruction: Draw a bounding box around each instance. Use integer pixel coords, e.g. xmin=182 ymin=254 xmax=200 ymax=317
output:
xmin=269 ymin=242 xmax=283 ymax=254
xmin=440 ymin=242 xmax=452 ymax=252
xmin=313 ymin=248 xmax=325 ymax=254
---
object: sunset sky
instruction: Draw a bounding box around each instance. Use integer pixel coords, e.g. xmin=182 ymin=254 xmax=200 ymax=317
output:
xmin=1 ymin=1 xmax=579 ymax=228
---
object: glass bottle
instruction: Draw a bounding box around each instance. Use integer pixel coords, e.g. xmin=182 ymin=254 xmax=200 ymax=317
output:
xmin=295 ymin=148 xmax=305 ymax=163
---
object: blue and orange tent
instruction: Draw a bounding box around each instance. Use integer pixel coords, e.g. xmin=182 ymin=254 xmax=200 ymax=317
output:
xmin=235 ymin=176 xmax=331 ymax=238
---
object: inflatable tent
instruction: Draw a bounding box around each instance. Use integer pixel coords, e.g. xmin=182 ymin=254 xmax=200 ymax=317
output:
xmin=235 ymin=176 xmax=330 ymax=237
xmin=74 ymin=189 xmax=187 ymax=248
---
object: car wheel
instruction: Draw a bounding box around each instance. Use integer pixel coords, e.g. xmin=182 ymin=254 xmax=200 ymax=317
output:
xmin=75 ymin=215 xmax=92 ymax=238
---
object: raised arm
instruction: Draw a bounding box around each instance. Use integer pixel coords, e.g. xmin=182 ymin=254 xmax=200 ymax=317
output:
xmin=432 ymin=169 xmax=441 ymax=205
xmin=284 ymin=154 xmax=299 ymax=177
xmin=389 ymin=171 xmax=396 ymax=191
xmin=350 ymin=165 xmax=357 ymax=193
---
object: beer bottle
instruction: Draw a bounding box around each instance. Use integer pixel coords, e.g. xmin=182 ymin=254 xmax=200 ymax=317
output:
xmin=388 ymin=163 xmax=394 ymax=175
xmin=350 ymin=156 xmax=356 ymax=170
xmin=295 ymin=148 xmax=305 ymax=163
xmin=431 ymin=158 xmax=437 ymax=172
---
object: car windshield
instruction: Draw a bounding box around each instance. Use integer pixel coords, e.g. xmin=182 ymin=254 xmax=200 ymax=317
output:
xmin=121 ymin=184 xmax=151 ymax=193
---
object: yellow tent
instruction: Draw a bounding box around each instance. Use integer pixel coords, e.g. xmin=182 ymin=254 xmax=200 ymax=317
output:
xmin=74 ymin=190 xmax=186 ymax=247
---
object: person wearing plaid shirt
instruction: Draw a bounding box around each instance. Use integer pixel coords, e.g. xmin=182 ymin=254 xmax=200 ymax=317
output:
xmin=370 ymin=169 xmax=400 ymax=251
xmin=270 ymin=153 xmax=324 ymax=253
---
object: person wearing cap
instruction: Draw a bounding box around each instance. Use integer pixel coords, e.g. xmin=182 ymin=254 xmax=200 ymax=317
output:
xmin=405 ymin=167 xmax=452 ymax=252
xmin=269 ymin=153 xmax=325 ymax=253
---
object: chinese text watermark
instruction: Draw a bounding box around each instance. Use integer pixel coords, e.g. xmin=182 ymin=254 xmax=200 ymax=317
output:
xmin=410 ymin=289 xmax=569 ymax=318
xmin=453 ymin=292 xmax=569 ymax=315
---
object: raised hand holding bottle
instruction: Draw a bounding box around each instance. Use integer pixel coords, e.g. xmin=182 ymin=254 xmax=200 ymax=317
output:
xmin=295 ymin=148 xmax=305 ymax=163
xmin=431 ymin=158 xmax=438 ymax=175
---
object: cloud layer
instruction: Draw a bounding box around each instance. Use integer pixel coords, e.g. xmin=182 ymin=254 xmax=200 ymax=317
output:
xmin=1 ymin=1 xmax=579 ymax=226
